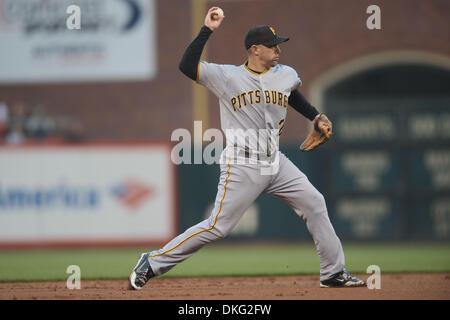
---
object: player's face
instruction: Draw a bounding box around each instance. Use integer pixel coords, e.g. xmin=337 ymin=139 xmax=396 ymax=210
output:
xmin=258 ymin=44 xmax=281 ymax=67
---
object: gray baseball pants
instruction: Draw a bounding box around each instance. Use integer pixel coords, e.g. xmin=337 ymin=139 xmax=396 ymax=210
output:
xmin=147 ymin=151 xmax=345 ymax=281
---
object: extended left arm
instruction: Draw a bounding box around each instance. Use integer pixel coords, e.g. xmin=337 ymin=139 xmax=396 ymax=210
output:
xmin=288 ymin=90 xmax=319 ymax=121
xmin=288 ymin=90 xmax=333 ymax=152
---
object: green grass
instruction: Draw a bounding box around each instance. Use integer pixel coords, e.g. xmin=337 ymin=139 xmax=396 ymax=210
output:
xmin=0 ymin=242 xmax=449 ymax=282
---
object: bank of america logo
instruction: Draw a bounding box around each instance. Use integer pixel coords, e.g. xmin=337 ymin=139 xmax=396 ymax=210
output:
xmin=111 ymin=180 xmax=154 ymax=211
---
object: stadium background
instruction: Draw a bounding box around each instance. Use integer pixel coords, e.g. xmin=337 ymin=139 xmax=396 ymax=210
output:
xmin=0 ymin=0 xmax=449 ymax=286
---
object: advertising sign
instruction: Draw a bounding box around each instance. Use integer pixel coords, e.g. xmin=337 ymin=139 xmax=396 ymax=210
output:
xmin=0 ymin=143 xmax=176 ymax=246
xmin=0 ymin=0 xmax=157 ymax=83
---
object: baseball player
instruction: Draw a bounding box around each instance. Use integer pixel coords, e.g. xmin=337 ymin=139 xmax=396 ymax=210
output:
xmin=129 ymin=7 xmax=365 ymax=289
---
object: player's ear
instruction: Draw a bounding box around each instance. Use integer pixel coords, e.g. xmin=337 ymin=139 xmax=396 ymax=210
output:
xmin=249 ymin=45 xmax=259 ymax=56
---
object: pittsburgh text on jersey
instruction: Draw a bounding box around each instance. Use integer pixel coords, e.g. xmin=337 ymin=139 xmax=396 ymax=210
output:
xmin=230 ymin=89 xmax=288 ymax=111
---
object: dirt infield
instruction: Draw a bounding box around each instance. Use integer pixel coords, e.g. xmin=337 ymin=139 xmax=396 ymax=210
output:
xmin=1 ymin=273 xmax=449 ymax=300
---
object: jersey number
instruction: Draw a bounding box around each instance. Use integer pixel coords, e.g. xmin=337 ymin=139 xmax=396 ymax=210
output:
xmin=278 ymin=118 xmax=285 ymax=135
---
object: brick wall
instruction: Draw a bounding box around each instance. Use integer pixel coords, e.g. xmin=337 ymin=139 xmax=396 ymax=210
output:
xmin=1 ymin=0 xmax=449 ymax=142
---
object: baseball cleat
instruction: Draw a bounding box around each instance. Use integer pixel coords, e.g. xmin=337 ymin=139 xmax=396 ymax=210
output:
xmin=320 ymin=269 xmax=366 ymax=288
xmin=129 ymin=253 xmax=154 ymax=290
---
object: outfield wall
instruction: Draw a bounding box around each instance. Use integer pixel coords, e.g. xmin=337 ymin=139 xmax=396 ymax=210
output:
xmin=178 ymin=143 xmax=450 ymax=242
xmin=0 ymin=140 xmax=448 ymax=248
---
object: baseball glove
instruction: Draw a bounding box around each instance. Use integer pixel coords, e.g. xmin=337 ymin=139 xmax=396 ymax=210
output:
xmin=300 ymin=113 xmax=333 ymax=152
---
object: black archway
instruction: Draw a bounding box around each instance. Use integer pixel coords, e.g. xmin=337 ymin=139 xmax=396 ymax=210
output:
xmin=322 ymin=64 xmax=450 ymax=241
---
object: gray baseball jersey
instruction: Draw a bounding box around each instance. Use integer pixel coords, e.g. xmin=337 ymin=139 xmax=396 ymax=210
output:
xmin=198 ymin=62 xmax=301 ymax=157
xmin=146 ymin=62 xmax=346 ymax=282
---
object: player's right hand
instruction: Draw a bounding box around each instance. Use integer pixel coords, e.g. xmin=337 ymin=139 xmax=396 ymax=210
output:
xmin=204 ymin=7 xmax=225 ymax=31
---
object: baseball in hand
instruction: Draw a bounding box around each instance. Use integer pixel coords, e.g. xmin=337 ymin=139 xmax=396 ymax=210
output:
xmin=212 ymin=8 xmax=224 ymax=20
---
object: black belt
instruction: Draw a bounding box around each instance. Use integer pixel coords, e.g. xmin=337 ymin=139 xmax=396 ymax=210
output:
xmin=237 ymin=148 xmax=274 ymax=162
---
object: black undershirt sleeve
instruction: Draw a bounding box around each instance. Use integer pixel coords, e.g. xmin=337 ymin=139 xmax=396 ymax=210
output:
xmin=178 ymin=26 xmax=213 ymax=81
xmin=288 ymin=90 xmax=320 ymax=121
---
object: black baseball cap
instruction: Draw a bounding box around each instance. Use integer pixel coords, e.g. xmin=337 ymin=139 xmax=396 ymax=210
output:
xmin=244 ymin=25 xmax=289 ymax=50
